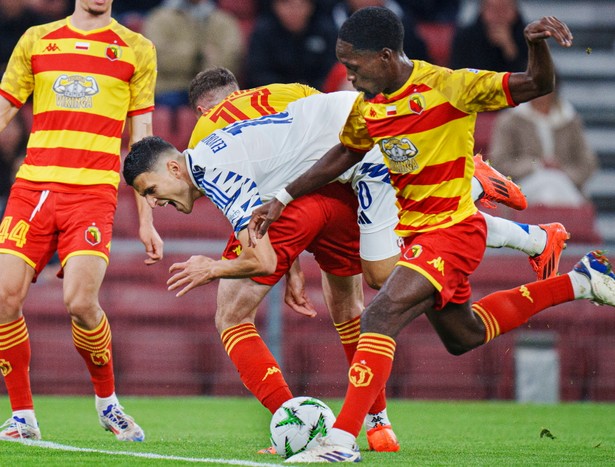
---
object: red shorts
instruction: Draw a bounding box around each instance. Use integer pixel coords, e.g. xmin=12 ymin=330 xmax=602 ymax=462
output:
xmin=396 ymin=212 xmax=487 ymax=309
xmin=0 ymin=186 xmax=117 ymax=279
xmin=222 ymin=182 xmax=361 ymax=286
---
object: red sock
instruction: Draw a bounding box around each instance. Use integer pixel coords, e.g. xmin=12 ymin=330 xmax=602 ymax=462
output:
xmin=335 ymin=317 xmax=387 ymax=415
xmin=473 ymin=274 xmax=574 ymax=342
xmin=334 ymin=333 xmax=396 ymax=437
xmin=0 ymin=317 xmax=34 ymax=410
xmin=222 ymin=323 xmax=292 ymax=414
xmin=72 ymin=313 xmax=115 ymax=397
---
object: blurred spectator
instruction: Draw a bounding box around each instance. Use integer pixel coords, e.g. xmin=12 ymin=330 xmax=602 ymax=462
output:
xmin=244 ymin=0 xmax=338 ymax=90
xmin=112 ymin=0 xmax=164 ymax=17
xmin=449 ymin=0 xmax=527 ymax=72
xmin=0 ymin=112 xmax=28 ymax=217
xmin=488 ymin=79 xmax=599 ymax=207
xmin=27 ymin=0 xmax=72 ymax=22
xmin=322 ymin=0 xmax=431 ymax=92
xmin=143 ymin=0 xmax=244 ymax=108
xmin=0 ymin=0 xmax=46 ymax=74
xmin=403 ymin=0 xmax=460 ymax=23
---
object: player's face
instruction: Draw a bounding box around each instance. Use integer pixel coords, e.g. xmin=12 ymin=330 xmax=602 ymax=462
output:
xmin=133 ymin=163 xmax=195 ymax=214
xmin=336 ymin=40 xmax=389 ymax=99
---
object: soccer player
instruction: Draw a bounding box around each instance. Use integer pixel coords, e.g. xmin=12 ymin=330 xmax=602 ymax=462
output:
xmin=243 ymin=8 xmax=615 ymax=463
xmin=0 ymin=0 xmax=160 ymax=441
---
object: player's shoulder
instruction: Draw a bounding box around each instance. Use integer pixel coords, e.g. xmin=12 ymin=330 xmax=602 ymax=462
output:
xmin=110 ymin=19 xmax=155 ymax=50
xmin=20 ymin=18 xmax=67 ymax=43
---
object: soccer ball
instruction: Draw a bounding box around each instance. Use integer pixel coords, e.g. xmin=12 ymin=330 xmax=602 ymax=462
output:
xmin=269 ymin=396 xmax=336 ymax=458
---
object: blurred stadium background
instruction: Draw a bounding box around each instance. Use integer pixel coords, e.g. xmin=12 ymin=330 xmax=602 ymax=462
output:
xmin=1 ymin=0 xmax=614 ymax=403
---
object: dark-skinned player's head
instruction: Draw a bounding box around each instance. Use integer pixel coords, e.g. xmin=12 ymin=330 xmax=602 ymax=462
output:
xmin=336 ymin=7 xmax=407 ymax=98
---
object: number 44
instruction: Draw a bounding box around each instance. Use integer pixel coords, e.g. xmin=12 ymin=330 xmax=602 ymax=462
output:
xmin=0 ymin=216 xmax=30 ymax=248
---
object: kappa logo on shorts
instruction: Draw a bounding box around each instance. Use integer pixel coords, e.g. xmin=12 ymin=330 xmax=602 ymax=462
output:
xmin=85 ymin=225 xmax=102 ymax=246
xmin=348 ymin=362 xmax=374 ymax=388
xmin=427 ymin=256 xmax=446 ymax=275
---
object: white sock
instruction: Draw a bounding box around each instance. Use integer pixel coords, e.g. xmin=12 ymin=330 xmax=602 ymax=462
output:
xmin=13 ymin=409 xmax=37 ymax=427
xmin=95 ymin=393 xmax=119 ymax=413
xmin=568 ymin=271 xmax=593 ymax=299
xmin=484 ymin=213 xmax=546 ymax=256
xmin=471 ymin=176 xmax=483 ymax=202
xmin=328 ymin=427 xmax=357 ymax=449
xmin=364 ymin=409 xmax=391 ymax=430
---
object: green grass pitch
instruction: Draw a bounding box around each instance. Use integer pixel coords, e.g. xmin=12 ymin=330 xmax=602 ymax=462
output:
xmin=1 ymin=396 xmax=614 ymax=465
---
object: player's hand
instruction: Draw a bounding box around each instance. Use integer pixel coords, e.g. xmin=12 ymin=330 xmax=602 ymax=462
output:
xmin=168 ymin=255 xmax=216 ymax=297
xmin=248 ymin=199 xmax=286 ymax=247
xmin=285 ymin=263 xmax=317 ymax=318
xmin=524 ymin=16 xmax=573 ymax=47
xmin=139 ymin=224 xmax=164 ymax=265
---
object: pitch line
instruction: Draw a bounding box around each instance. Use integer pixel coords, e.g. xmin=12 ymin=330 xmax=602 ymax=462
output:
xmin=2 ymin=439 xmax=280 ymax=466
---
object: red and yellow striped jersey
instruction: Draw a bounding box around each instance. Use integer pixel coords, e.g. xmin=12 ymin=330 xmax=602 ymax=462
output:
xmin=340 ymin=60 xmax=514 ymax=236
xmin=0 ymin=17 xmax=156 ymax=194
xmin=188 ymin=83 xmax=319 ymax=148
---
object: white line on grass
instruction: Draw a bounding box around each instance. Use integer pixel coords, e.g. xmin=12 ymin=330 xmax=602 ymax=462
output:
xmin=3 ymin=439 xmax=280 ymax=466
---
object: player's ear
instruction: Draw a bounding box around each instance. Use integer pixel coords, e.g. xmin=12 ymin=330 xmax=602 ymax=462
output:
xmin=167 ymin=159 xmax=181 ymax=178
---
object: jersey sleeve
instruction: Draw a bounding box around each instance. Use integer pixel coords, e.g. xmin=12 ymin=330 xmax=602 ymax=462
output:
xmin=127 ymin=37 xmax=156 ymax=116
xmin=0 ymin=27 xmax=37 ymax=106
xmin=339 ymin=95 xmax=374 ymax=153
xmin=442 ymin=68 xmax=514 ymax=113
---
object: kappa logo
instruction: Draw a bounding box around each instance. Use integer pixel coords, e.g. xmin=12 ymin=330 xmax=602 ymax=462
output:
xmin=44 ymin=43 xmax=60 ymax=52
xmin=348 ymin=362 xmax=374 ymax=388
xmin=0 ymin=358 xmax=12 ymax=377
xmin=262 ymin=366 xmax=281 ymax=381
xmin=519 ymin=285 xmax=534 ymax=303
xmin=85 ymin=225 xmax=101 ymax=246
xmin=90 ymin=349 xmax=111 ymax=366
xmin=427 ymin=256 xmax=446 ymax=275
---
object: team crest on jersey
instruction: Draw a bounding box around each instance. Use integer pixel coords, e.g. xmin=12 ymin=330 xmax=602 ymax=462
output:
xmin=408 ymin=93 xmax=426 ymax=115
xmin=53 ymin=74 xmax=99 ymax=108
xmin=85 ymin=225 xmax=102 ymax=246
xmin=379 ymin=137 xmax=419 ymax=173
xmin=105 ymin=43 xmax=122 ymax=61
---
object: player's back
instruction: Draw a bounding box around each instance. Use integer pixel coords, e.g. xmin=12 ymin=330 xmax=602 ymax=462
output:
xmin=190 ymin=91 xmax=359 ymax=201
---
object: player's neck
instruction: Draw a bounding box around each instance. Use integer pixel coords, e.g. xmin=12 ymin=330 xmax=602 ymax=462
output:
xmin=70 ymin=9 xmax=113 ymax=32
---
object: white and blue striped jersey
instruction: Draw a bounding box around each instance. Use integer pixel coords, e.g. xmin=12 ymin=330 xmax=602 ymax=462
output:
xmin=185 ymin=91 xmax=399 ymax=257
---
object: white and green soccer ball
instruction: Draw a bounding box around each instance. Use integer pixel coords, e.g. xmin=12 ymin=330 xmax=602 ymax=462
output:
xmin=269 ymin=396 xmax=336 ymax=458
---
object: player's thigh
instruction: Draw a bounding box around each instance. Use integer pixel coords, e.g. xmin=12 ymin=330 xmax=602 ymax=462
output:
xmin=215 ymin=277 xmax=272 ymax=332
xmin=320 ymin=271 xmax=364 ymax=323
xmin=359 ymin=222 xmax=401 ymax=289
xmin=0 ymin=253 xmax=35 ymax=321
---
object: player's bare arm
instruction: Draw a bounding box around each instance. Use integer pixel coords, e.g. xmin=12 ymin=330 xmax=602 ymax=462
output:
xmin=508 ymin=16 xmax=573 ymax=105
xmin=167 ymin=229 xmax=277 ymax=297
xmin=127 ymin=112 xmax=164 ymax=265
xmin=0 ymin=96 xmax=19 ymax=133
xmin=248 ymin=143 xmax=364 ymax=245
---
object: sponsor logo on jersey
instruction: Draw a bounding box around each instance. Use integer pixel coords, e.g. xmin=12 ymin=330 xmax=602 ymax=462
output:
xmin=105 ymin=43 xmax=122 ymax=61
xmin=44 ymin=43 xmax=60 ymax=52
xmin=379 ymin=137 xmax=419 ymax=173
xmin=53 ymin=74 xmax=99 ymax=109
xmin=85 ymin=225 xmax=102 ymax=246
xmin=349 ymin=362 xmax=374 ymax=388
xmin=408 ymin=93 xmax=425 ymax=115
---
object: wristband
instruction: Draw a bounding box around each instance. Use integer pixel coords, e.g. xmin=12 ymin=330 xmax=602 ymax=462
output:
xmin=274 ymin=188 xmax=294 ymax=206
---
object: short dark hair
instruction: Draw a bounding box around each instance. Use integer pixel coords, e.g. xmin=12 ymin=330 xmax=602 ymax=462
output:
xmin=338 ymin=6 xmax=404 ymax=53
xmin=188 ymin=67 xmax=240 ymax=112
xmin=123 ymin=136 xmax=176 ymax=186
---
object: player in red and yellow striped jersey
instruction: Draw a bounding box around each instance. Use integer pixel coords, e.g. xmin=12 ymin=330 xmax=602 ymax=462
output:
xmin=0 ymin=0 xmax=159 ymax=442
xmin=243 ymin=8 xmax=615 ymax=463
